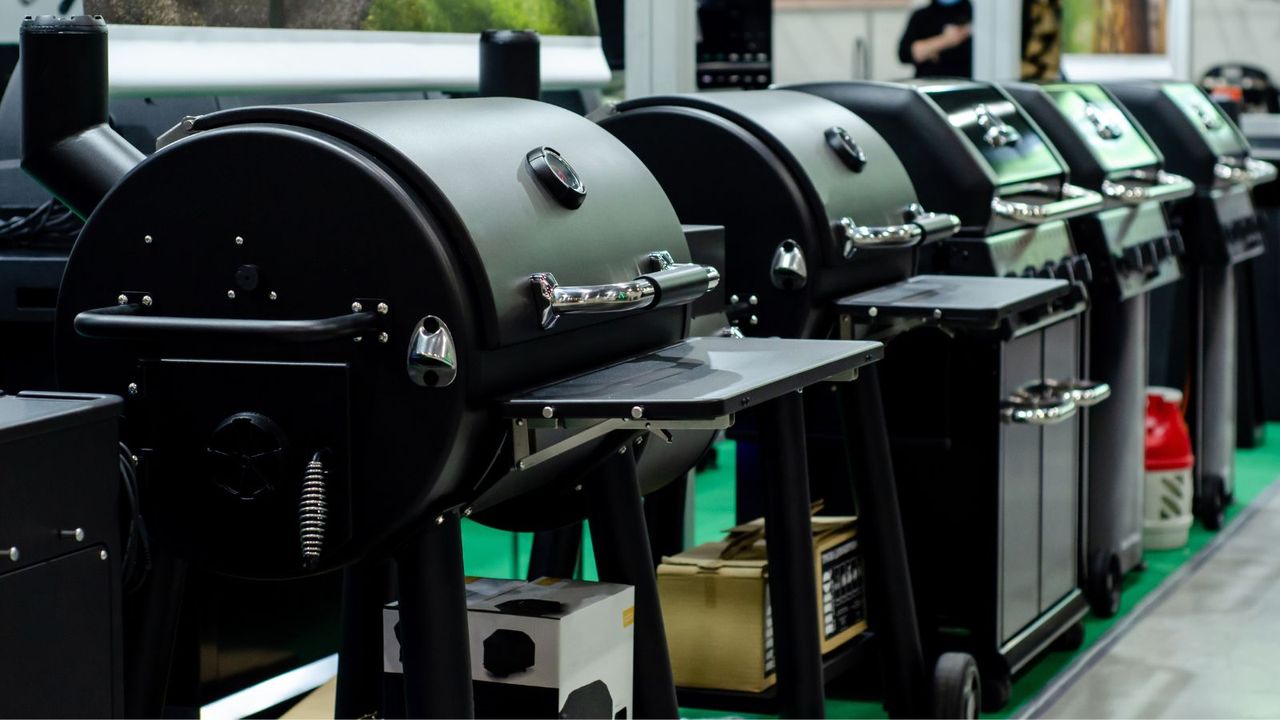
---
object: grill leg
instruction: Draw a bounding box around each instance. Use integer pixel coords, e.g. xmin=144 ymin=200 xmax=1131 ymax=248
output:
xmin=839 ymin=367 xmax=929 ymax=719
xmin=587 ymin=442 xmax=679 ymax=720
xmin=336 ymin=559 xmax=392 ymax=719
xmin=757 ymin=391 xmax=826 ymax=719
xmin=643 ymin=472 xmax=691 ymax=561
xmin=123 ymin=549 xmax=187 ymax=718
xmin=527 ymin=523 xmax=582 ymax=580
xmin=395 ymin=516 xmax=473 ymax=719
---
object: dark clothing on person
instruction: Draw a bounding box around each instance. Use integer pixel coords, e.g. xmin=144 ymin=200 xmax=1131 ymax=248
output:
xmin=898 ymin=0 xmax=974 ymax=78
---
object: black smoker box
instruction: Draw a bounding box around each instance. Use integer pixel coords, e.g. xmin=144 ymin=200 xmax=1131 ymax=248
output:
xmin=1004 ymin=80 xmax=1194 ymax=616
xmin=791 ymin=80 xmax=1107 ymax=709
xmin=1104 ymin=81 xmax=1278 ymax=528
xmin=0 ymin=391 xmax=123 ymax=719
xmin=601 ymin=87 xmax=1094 ymax=713
xmin=19 ymin=15 xmax=891 ymax=719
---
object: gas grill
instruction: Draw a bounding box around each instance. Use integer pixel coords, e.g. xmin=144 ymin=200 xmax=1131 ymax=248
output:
xmin=1004 ymin=81 xmax=1194 ymax=617
xmin=601 ymin=87 xmax=1096 ymax=714
xmin=20 ymin=16 xmax=887 ymax=719
xmin=1104 ymin=81 xmax=1277 ymax=529
xmin=791 ymin=80 xmax=1109 ymax=709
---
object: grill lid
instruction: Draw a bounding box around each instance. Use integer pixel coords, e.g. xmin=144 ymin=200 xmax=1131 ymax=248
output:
xmin=182 ymin=98 xmax=694 ymax=349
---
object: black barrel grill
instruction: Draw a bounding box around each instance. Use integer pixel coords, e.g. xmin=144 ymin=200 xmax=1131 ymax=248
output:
xmin=19 ymin=16 xmax=888 ymax=719
xmin=1105 ymin=81 xmax=1277 ymax=529
xmin=792 ymin=80 xmax=1110 ymax=710
xmin=1005 ymin=80 xmax=1194 ymax=617
xmin=601 ymin=87 xmax=1093 ymax=714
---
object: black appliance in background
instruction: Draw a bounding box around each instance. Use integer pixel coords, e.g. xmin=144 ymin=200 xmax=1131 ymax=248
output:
xmin=696 ymin=0 xmax=772 ymax=90
xmin=0 ymin=392 xmax=123 ymax=718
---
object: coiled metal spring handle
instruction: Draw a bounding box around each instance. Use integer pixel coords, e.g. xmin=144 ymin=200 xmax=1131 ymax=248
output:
xmin=299 ymin=452 xmax=328 ymax=570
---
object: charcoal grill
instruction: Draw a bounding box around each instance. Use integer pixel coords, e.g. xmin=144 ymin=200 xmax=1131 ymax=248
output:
xmin=1004 ymin=81 xmax=1194 ymax=616
xmin=600 ymin=88 xmax=1097 ymax=716
xmin=1104 ymin=81 xmax=1277 ymax=530
xmin=20 ymin=16 xmax=887 ymax=719
xmin=792 ymin=80 xmax=1111 ymax=710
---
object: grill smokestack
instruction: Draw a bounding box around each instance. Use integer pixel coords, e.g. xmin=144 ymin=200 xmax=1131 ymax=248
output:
xmin=20 ymin=15 xmax=143 ymax=219
xmin=479 ymin=29 xmax=541 ymax=101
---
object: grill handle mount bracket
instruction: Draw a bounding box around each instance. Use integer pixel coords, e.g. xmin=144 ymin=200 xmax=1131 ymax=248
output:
xmin=75 ymin=302 xmax=382 ymax=343
xmin=531 ymin=254 xmax=720 ymax=330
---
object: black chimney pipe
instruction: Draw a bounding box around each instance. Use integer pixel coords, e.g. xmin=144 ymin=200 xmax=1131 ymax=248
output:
xmin=478 ymin=29 xmax=541 ymax=100
xmin=20 ymin=15 xmax=144 ymax=219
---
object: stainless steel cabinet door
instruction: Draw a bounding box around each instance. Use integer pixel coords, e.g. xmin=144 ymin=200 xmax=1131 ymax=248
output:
xmin=1000 ymin=330 xmax=1044 ymax=642
xmin=1041 ymin=317 xmax=1081 ymax=612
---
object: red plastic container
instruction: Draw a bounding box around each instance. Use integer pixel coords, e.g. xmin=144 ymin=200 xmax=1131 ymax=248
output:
xmin=1144 ymin=388 xmax=1195 ymax=549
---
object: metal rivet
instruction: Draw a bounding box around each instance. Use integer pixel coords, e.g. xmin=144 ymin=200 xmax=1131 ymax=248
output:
xmin=376 ymin=302 xmax=389 ymax=315
xmin=351 ymin=301 xmax=364 ymax=312
xmin=377 ymin=332 xmax=389 ymax=344
xmin=6 ymin=547 xmax=18 ymax=562
xmin=574 ymin=484 xmax=583 ymax=492
xmin=269 ymin=291 xmax=278 ymax=301
xmin=517 ymin=460 xmax=528 ymax=470
xmin=516 ymin=418 xmax=526 ymax=426
xmin=127 ymin=383 xmax=139 ymax=396
xmin=463 ymin=507 xmax=473 ymax=517
xmin=227 ymin=290 xmax=236 ymax=300
xmin=141 ymin=295 xmax=153 ymax=307
xmin=933 ymin=308 xmax=943 ymax=319
xmin=60 ymin=528 xmax=85 ymax=542
xmin=618 ymin=446 xmax=627 ymax=454
xmin=234 ymin=236 xmax=244 ymax=245
xmin=116 ymin=294 xmax=128 ymax=305
xmin=729 ymin=294 xmax=740 ymax=304
xmin=630 ymin=405 xmax=644 ymax=419
xmin=868 ymin=306 xmax=879 ymax=318
xmin=542 ymin=406 xmax=555 ymax=419
xmin=99 ymin=549 xmax=108 ymax=560
xmin=353 ymin=336 xmax=363 ymax=343
xmin=143 ymin=234 xmax=153 ymax=244
xmin=434 ymin=515 xmax=445 ymax=525
xmin=748 ymin=295 xmax=759 ymax=306
xmin=635 ymin=435 xmax=645 ymax=446
xmin=749 ymin=315 xmax=759 ymax=326
xmin=130 ymin=455 xmax=139 ymax=466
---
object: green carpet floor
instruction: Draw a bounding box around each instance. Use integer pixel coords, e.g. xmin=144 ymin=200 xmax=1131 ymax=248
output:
xmin=458 ymin=424 xmax=1280 ymax=718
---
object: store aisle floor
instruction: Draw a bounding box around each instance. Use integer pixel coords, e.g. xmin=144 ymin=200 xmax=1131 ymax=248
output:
xmin=1031 ymin=482 xmax=1280 ymax=718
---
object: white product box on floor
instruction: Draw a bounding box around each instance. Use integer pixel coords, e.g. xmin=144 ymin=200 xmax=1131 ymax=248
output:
xmin=384 ymin=577 xmax=634 ymax=719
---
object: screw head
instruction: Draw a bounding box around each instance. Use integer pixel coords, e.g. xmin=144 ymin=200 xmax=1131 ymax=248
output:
xmin=234 ymin=236 xmax=245 ymax=245
xmin=729 ymin=294 xmax=740 ymax=304
xmin=630 ymin=405 xmax=645 ymax=419
xmin=868 ymin=306 xmax=879 ymax=318
xmin=516 ymin=418 xmax=526 ymax=427
xmin=574 ymin=484 xmax=583 ymax=492
xmin=749 ymin=315 xmax=759 ymax=326
xmin=376 ymin=302 xmax=389 ymax=315
xmin=434 ymin=515 xmax=445 ymax=526
xmin=542 ymin=406 xmax=555 ymax=419
xmin=377 ymin=332 xmax=389 ymax=344
xmin=227 ymin=290 xmax=237 ymax=300
xmin=353 ymin=336 xmax=363 ymax=343
xmin=463 ymin=507 xmax=473 ymax=517
xmin=618 ymin=446 xmax=627 ymax=454
xmin=351 ymin=301 xmax=364 ymax=312
xmin=517 ymin=460 xmax=528 ymax=470
xmin=269 ymin=291 xmax=278 ymax=301
xmin=130 ymin=455 xmax=139 ymax=466
xmin=141 ymin=295 xmax=153 ymax=307
xmin=634 ymin=435 xmax=645 ymax=446
xmin=99 ymin=549 xmax=108 ymax=560
xmin=6 ymin=546 xmax=18 ymax=562
xmin=748 ymin=295 xmax=759 ymax=306
xmin=144 ymin=234 xmax=153 ymax=244
xmin=932 ymin=308 xmax=943 ymax=320
xmin=116 ymin=294 xmax=128 ymax=305
xmin=127 ymin=383 xmax=139 ymax=396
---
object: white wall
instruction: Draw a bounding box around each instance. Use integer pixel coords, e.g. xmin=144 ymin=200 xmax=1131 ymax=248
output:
xmin=772 ymin=1 xmax=916 ymax=83
xmin=1189 ymin=0 xmax=1280 ymax=81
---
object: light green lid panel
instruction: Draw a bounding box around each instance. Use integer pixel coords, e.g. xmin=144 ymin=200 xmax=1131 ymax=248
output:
xmin=1043 ymin=83 xmax=1160 ymax=173
xmin=924 ymin=85 xmax=1065 ymax=186
xmin=1162 ymin=83 xmax=1250 ymax=156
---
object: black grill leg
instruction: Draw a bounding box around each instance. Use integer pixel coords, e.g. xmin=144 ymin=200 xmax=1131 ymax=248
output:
xmin=587 ymin=443 xmax=679 ymax=720
xmin=396 ymin=516 xmax=473 ymax=719
xmin=336 ymin=559 xmax=392 ymax=719
xmin=527 ymin=523 xmax=583 ymax=580
xmin=757 ymin=391 xmax=826 ymax=719
xmin=123 ymin=549 xmax=187 ymax=718
xmin=839 ymin=367 xmax=929 ymax=719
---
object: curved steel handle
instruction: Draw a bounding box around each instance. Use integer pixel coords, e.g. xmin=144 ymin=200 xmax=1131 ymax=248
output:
xmin=991 ymin=183 xmax=1104 ymax=225
xmin=1000 ymin=388 xmax=1078 ymax=426
xmin=1101 ymin=171 xmax=1196 ymax=205
xmin=75 ymin=303 xmax=380 ymax=342
xmin=835 ymin=208 xmax=960 ymax=258
xmin=975 ymin=103 xmax=1021 ymax=148
xmin=531 ymin=254 xmax=720 ymax=330
xmin=1214 ymin=157 xmax=1278 ymax=188
xmin=1035 ymin=378 xmax=1111 ymax=407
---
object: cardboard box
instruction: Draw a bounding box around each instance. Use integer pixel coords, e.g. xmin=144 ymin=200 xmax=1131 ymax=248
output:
xmin=657 ymin=516 xmax=866 ymax=693
xmin=384 ymin=576 xmax=634 ymax=719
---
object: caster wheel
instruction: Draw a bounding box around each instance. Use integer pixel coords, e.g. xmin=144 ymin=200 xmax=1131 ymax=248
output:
xmin=1052 ymin=621 xmax=1086 ymax=652
xmin=979 ymin=656 xmax=1011 ymax=712
xmin=1198 ymin=476 xmax=1226 ymax=531
xmin=1086 ymin=551 xmax=1123 ymax=618
xmin=931 ymin=652 xmax=981 ymax=719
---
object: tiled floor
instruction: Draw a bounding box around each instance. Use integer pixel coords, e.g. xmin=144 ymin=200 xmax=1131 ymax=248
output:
xmin=1035 ymin=484 xmax=1280 ymax=718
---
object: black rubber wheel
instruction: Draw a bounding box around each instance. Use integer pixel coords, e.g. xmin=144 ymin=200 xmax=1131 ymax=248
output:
xmin=1086 ymin=551 xmax=1123 ymax=618
xmin=1052 ymin=621 xmax=1086 ymax=652
xmin=1198 ymin=475 xmax=1226 ymax=531
xmin=931 ymin=652 xmax=981 ymax=719
xmin=979 ymin=656 xmax=1011 ymax=713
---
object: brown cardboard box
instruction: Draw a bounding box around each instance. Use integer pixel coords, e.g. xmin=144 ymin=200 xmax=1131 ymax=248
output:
xmin=657 ymin=516 xmax=866 ymax=693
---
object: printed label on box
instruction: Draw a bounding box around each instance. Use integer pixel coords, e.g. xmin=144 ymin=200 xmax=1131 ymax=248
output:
xmin=821 ymin=537 xmax=864 ymax=640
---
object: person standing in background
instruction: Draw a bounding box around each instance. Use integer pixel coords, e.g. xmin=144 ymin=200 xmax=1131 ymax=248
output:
xmin=898 ymin=0 xmax=974 ymax=78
